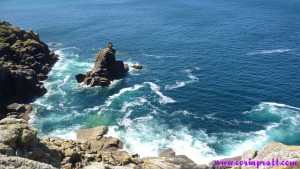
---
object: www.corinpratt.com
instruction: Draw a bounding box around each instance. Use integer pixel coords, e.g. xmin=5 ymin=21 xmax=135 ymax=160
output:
xmin=214 ymin=158 xmax=298 ymax=168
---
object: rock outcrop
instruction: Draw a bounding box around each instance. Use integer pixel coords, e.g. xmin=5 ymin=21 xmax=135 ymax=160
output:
xmin=0 ymin=118 xmax=63 ymax=168
xmin=75 ymin=42 xmax=128 ymax=87
xmin=0 ymin=118 xmax=139 ymax=168
xmin=0 ymin=154 xmax=57 ymax=169
xmin=0 ymin=21 xmax=58 ymax=119
xmin=4 ymin=103 xmax=33 ymax=121
xmin=0 ymin=118 xmax=142 ymax=168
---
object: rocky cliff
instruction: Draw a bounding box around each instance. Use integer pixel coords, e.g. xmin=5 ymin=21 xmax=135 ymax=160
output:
xmin=75 ymin=42 xmax=128 ymax=87
xmin=0 ymin=21 xmax=58 ymax=119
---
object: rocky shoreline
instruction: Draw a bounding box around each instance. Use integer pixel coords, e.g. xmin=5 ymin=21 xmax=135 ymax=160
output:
xmin=1 ymin=21 xmax=299 ymax=169
xmin=0 ymin=21 xmax=58 ymax=119
xmin=1 ymin=118 xmax=299 ymax=169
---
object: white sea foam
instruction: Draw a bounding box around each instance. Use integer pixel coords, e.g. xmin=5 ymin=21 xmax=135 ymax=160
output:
xmin=47 ymin=42 xmax=62 ymax=47
xmin=228 ymin=102 xmax=300 ymax=156
xmin=109 ymin=79 xmax=123 ymax=88
xmin=125 ymin=61 xmax=140 ymax=67
xmin=98 ymin=84 xmax=144 ymax=114
xmin=78 ymin=102 xmax=300 ymax=165
xmin=194 ymin=66 xmax=201 ymax=70
xmin=84 ymin=106 xmax=102 ymax=112
xmin=142 ymin=53 xmax=177 ymax=59
xmin=228 ymin=122 xmax=280 ymax=157
xmin=84 ymin=85 xmax=144 ymax=114
xmin=106 ymin=126 xmax=120 ymax=138
xmin=33 ymin=99 xmax=55 ymax=110
xmin=110 ymin=119 xmax=224 ymax=164
xmin=120 ymin=97 xmax=148 ymax=113
xmin=261 ymin=102 xmax=300 ymax=111
xmin=172 ymin=110 xmax=193 ymax=116
xmin=247 ymin=49 xmax=291 ymax=56
xmin=47 ymin=124 xmax=82 ymax=140
xmin=28 ymin=108 xmax=37 ymax=124
xmin=107 ymin=84 xmax=144 ymax=105
xmin=202 ymin=113 xmax=258 ymax=126
xmin=168 ymin=131 xmax=224 ymax=164
xmin=133 ymin=115 xmax=154 ymax=122
xmin=53 ymin=48 xmax=92 ymax=76
xmin=145 ymin=82 xmax=176 ymax=104
xmin=165 ymin=69 xmax=199 ymax=90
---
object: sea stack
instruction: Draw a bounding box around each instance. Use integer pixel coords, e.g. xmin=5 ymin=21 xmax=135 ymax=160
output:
xmin=75 ymin=42 xmax=129 ymax=87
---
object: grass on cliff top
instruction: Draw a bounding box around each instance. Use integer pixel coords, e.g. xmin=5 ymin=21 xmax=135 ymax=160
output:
xmin=0 ymin=42 xmax=7 ymax=49
xmin=0 ymin=23 xmax=13 ymax=43
xmin=0 ymin=21 xmax=25 ymax=44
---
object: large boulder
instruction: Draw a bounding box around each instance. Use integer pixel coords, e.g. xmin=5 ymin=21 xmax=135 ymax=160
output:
xmin=141 ymin=157 xmax=180 ymax=169
xmin=75 ymin=42 xmax=128 ymax=87
xmin=76 ymin=126 xmax=108 ymax=140
xmin=0 ymin=118 xmax=63 ymax=168
xmin=76 ymin=126 xmax=123 ymax=152
xmin=5 ymin=103 xmax=32 ymax=121
xmin=159 ymin=148 xmax=176 ymax=158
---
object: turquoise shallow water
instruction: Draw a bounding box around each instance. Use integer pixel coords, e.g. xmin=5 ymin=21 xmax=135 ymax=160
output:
xmin=1 ymin=0 xmax=300 ymax=164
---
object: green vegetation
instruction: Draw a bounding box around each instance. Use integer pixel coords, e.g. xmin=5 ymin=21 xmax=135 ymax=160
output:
xmin=0 ymin=28 xmax=9 ymax=43
xmin=0 ymin=22 xmax=13 ymax=43
xmin=0 ymin=125 xmax=9 ymax=130
xmin=0 ymin=42 xmax=7 ymax=48
xmin=16 ymin=128 xmax=25 ymax=151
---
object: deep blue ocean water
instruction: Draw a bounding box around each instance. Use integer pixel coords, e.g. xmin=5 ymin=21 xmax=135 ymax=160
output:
xmin=1 ymin=0 xmax=300 ymax=164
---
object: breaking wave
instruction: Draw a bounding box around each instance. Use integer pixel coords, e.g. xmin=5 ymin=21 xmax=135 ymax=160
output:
xmin=247 ymin=49 xmax=291 ymax=55
xmin=145 ymin=82 xmax=176 ymax=104
xmin=165 ymin=69 xmax=199 ymax=90
xmin=142 ymin=53 xmax=177 ymax=59
xmin=225 ymin=102 xmax=300 ymax=156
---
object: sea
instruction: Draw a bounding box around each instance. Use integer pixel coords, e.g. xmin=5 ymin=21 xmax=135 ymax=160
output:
xmin=1 ymin=0 xmax=300 ymax=164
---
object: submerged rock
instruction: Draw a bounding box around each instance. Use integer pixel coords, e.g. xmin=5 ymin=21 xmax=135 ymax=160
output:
xmin=130 ymin=64 xmax=143 ymax=70
xmin=75 ymin=42 xmax=128 ymax=87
